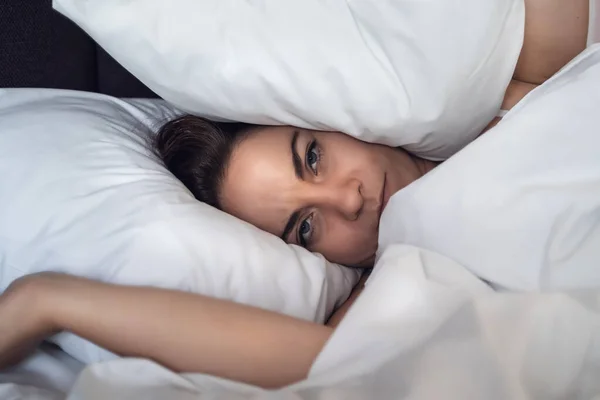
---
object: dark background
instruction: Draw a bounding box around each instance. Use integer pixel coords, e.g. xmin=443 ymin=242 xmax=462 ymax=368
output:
xmin=0 ymin=0 xmax=159 ymax=98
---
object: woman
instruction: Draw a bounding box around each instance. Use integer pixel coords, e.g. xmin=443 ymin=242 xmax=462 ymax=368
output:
xmin=152 ymin=78 xmax=536 ymax=268
xmin=0 ymin=0 xmax=596 ymax=389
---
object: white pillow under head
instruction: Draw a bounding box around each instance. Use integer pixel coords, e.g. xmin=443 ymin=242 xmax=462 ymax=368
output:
xmin=0 ymin=89 xmax=359 ymax=363
xmin=53 ymin=0 xmax=524 ymax=160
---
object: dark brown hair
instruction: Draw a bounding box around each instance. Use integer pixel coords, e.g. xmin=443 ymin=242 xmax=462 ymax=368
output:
xmin=153 ymin=115 xmax=256 ymax=209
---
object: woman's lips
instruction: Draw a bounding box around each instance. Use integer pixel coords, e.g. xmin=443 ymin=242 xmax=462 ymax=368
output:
xmin=381 ymin=177 xmax=390 ymax=214
xmin=377 ymin=173 xmax=388 ymax=220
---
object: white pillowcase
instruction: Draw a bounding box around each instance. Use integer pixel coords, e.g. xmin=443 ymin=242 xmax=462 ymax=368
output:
xmin=53 ymin=0 xmax=524 ymax=160
xmin=0 ymin=89 xmax=359 ymax=363
xmin=378 ymin=45 xmax=600 ymax=291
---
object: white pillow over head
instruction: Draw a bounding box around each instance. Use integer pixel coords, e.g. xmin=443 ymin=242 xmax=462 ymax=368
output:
xmin=378 ymin=45 xmax=600 ymax=290
xmin=0 ymin=89 xmax=359 ymax=363
xmin=53 ymin=0 xmax=524 ymax=160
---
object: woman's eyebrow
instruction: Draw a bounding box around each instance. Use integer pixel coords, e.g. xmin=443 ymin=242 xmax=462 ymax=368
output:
xmin=280 ymin=210 xmax=301 ymax=241
xmin=291 ymin=130 xmax=304 ymax=180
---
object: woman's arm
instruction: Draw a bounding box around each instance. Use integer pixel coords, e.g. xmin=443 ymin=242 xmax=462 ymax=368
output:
xmin=0 ymin=273 xmax=333 ymax=388
xmin=516 ymin=0 xmax=589 ymax=85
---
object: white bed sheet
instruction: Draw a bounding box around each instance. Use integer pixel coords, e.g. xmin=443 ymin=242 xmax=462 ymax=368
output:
xmin=0 ymin=344 xmax=83 ymax=400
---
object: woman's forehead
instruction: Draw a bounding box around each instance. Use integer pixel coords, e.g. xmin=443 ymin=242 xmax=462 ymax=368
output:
xmin=220 ymin=126 xmax=299 ymax=235
xmin=238 ymin=125 xmax=294 ymax=152
xmin=229 ymin=126 xmax=296 ymax=178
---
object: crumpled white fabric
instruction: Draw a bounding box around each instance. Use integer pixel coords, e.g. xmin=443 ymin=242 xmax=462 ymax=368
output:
xmin=53 ymin=0 xmax=524 ymax=159
xmin=378 ymin=45 xmax=600 ymax=292
xmin=62 ymin=245 xmax=600 ymax=399
xmin=0 ymin=344 xmax=83 ymax=400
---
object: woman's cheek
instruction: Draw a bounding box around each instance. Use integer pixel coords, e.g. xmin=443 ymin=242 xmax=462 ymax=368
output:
xmin=320 ymin=227 xmax=378 ymax=265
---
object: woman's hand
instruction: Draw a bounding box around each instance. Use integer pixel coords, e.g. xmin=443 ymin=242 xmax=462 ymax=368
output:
xmin=0 ymin=273 xmax=61 ymax=369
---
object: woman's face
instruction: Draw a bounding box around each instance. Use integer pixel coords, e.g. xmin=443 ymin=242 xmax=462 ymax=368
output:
xmin=220 ymin=127 xmax=424 ymax=267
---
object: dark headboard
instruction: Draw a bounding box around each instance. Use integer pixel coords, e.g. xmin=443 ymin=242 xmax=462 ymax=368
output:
xmin=0 ymin=0 xmax=159 ymax=98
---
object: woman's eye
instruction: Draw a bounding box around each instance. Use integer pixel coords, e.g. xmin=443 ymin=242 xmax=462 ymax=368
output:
xmin=306 ymin=141 xmax=319 ymax=174
xmin=298 ymin=215 xmax=313 ymax=247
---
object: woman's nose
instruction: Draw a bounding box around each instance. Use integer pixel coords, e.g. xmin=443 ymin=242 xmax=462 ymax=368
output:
xmin=317 ymin=178 xmax=364 ymax=220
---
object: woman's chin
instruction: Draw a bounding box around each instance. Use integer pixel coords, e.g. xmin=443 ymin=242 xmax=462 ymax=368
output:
xmin=347 ymin=253 xmax=376 ymax=269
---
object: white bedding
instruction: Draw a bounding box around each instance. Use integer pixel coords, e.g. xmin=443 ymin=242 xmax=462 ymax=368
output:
xmin=53 ymin=0 xmax=524 ymax=160
xmin=4 ymin=27 xmax=600 ymax=400
xmin=18 ymin=245 xmax=597 ymax=399
xmin=0 ymin=344 xmax=83 ymax=399
xmin=49 ymin=45 xmax=600 ymax=400
xmin=0 ymin=90 xmax=358 ymax=365
xmin=379 ymin=45 xmax=600 ymax=291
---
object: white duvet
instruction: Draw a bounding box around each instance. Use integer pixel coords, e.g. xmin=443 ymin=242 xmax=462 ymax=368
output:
xmin=18 ymin=245 xmax=599 ymax=399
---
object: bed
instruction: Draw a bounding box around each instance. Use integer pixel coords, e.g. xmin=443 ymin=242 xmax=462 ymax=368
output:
xmin=2 ymin=2 xmax=600 ymax=399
